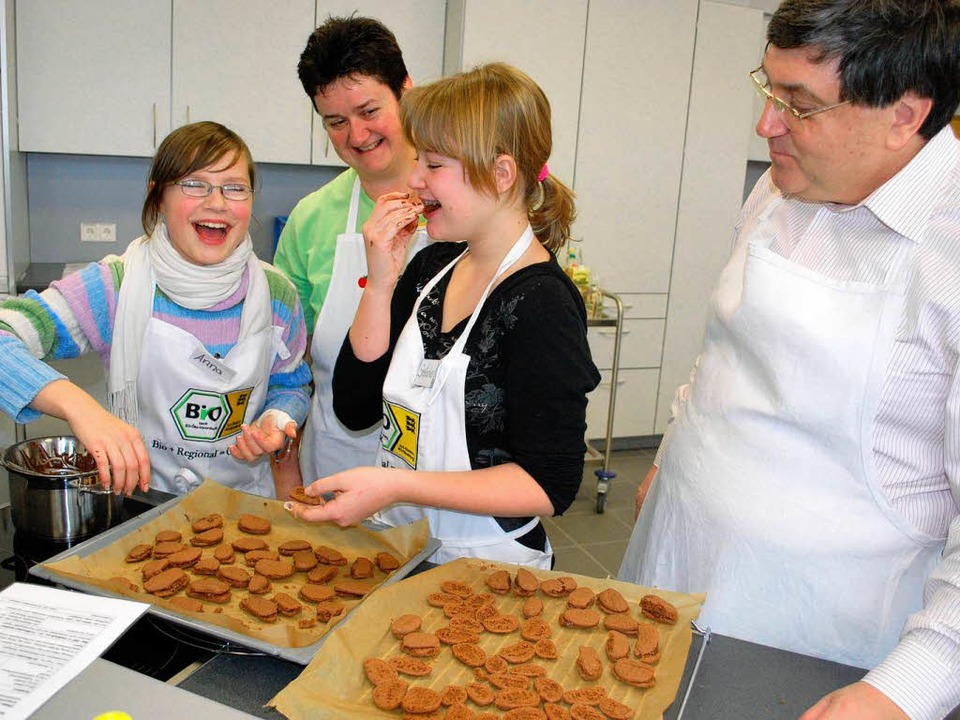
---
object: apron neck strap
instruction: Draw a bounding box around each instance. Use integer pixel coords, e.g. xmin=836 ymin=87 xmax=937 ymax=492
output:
xmin=346 ymin=176 xmax=362 ymax=234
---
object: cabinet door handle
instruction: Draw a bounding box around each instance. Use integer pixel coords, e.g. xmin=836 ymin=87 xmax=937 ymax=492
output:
xmin=187 ymin=105 xmax=191 ymax=124
xmin=152 ymin=103 xmax=157 ymax=149
xmin=597 ymin=328 xmax=631 ymax=336
xmin=597 ymin=379 xmax=627 ymax=388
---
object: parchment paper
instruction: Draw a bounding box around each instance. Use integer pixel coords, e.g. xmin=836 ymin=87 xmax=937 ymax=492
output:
xmin=271 ymin=557 xmax=704 ymax=719
xmin=38 ymin=480 xmax=430 ymax=649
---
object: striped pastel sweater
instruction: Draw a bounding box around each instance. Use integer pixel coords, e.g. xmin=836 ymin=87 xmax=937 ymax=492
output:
xmin=0 ymin=257 xmax=311 ymax=426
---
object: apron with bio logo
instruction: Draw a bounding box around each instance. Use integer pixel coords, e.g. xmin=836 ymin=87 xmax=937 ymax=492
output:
xmin=619 ymin=198 xmax=944 ymax=668
xmin=300 ymin=176 xmax=428 ymax=481
xmin=137 ymin=316 xmax=281 ymax=497
xmin=375 ymin=226 xmax=552 ymax=569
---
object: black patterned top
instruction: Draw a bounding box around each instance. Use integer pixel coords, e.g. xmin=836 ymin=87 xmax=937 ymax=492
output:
xmin=333 ymin=240 xmax=600 ymax=534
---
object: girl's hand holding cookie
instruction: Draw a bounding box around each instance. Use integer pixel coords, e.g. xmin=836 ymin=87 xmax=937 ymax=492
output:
xmin=361 ymin=192 xmax=423 ymax=290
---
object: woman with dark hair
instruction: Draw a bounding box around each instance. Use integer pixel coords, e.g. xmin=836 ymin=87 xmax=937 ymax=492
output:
xmin=0 ymin=121 xmax=311 ymax=498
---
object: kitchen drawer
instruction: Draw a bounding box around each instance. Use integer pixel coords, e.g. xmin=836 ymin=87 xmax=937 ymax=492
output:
xmin=597 ymin=292 xmax=668 ymax=320
xmin=586 ymin=367 xmax=659 ymax=440
xmin=588 ymin=319 xmax=664 ymax=371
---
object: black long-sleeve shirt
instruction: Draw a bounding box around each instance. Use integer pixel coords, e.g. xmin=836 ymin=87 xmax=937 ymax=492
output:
xmin=332 ymin=241 xmax=600 ymax=524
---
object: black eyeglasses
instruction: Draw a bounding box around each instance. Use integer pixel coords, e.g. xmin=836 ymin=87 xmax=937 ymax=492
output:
xmin=170 ymin=179 xmax=254 ymax=201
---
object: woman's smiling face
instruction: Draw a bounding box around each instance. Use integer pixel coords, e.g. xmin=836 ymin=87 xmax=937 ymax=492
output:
xmin=159 ymin=154 xmax=253 ymax=266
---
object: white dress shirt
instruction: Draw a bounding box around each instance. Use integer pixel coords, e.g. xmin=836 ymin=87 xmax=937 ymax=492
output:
xmin=658 ymin=126 xmax=960 ymax=720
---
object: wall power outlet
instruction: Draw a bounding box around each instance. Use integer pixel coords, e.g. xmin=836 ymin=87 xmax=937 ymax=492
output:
xmin=80 ymin=222 xmax=117 ymax=242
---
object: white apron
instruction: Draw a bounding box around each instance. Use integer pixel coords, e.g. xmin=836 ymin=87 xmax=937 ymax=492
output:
xmin=300 ymin=177 xmax=428 ymax=481
xmin=375 ymin=226 xmax=552 ymax=569
xmin=137 ymin=315 xmax=280 ymax=498
xmin=619 ymin=199 xmax=944 ymax=669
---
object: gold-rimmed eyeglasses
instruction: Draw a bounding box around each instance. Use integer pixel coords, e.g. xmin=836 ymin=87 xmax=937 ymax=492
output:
xmin=749 ymin=66 xmax=851 ymax=123
xmin=170 ymin=179 xmax=254 ymax=201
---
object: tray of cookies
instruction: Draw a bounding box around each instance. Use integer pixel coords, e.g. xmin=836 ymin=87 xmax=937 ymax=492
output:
xmin=270 ymin=557 xmax=705 ymax=719
xmin=29 ymin=479 xmax=440 ymax=664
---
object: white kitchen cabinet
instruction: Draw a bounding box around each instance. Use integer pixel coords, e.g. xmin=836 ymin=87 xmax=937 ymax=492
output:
xmin=172 ymin=1 xmax=315 ymax=165
xmin=311 ymin=0 xmax=447 ymax=166
xmin=443 ymin=0 xmax=588 ymax=186
xmin=586 ymin=368 xmax=660 ymax=440
xmin=17 ymin=0 xmax=171 ymax=157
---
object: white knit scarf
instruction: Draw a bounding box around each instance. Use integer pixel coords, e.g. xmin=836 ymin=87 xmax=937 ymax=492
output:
xmin=107 ymin=222 xmax=271 ymax=426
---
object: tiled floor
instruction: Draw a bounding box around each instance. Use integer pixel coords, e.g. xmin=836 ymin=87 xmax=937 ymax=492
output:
xmin=545 ymin=449 xmax=655 ymax=579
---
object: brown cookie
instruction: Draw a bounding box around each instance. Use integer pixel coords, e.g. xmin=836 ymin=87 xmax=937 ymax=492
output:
xmin=640 ymin=594 xmax=678 ymax=625
xmin=371 ymin=678 xmax=408 ymax=711
xmin=155 ymin=530 xmax=182 ymax=544
xmin=634 ymin=623 xmax=661 ymax=664
xmin=192 ymin=557 xmax=220 ymax=576
xmin=363 ymin=657 xmax=399 ymax=686
xmin=540 ymin=576 xmax=577 ymax=597
xmin=375 ymin=551 xmax=400 ymax=572
xmin=605 ymin=630 xmax=631 ymax=661
xmin=533 ymin=638 xmax=558 ymax=660
xmin=401 ymin=687 xmax=442 ymax=715
xmin=570 ymin=704 xmax=605 ymax=720
xmin=576 ymin=646 xmax=603 ymax=681
xmin=402 ymin=632 xmax=441 ymax=658
xmin=288 ymin=485 xmax=322 ymax=506
xmin=449 ymin=616 xmax=484 ymax=635
xmin=436 ymin=626 xmax=480 ymax=645
xmin=387 ymin=655 xmax=433 ymax=676
xmin=451 ymin=642 xmax=486 ymax=667
xmin=465 ymin=682 xmax=495 ymax=706
xmin=244 ymin=549 xmax=280 ymax=567
xmin=426 ymin=591 xmax=461 ymax=607
xmin=596 ymin=587 xmax=629 ymax=614
xmin=560 ymin=608 xmax=601 ymax=629
xmin=141 ymin=558 xmax=170 ymax=581
xmin=485 ymin=569 xmax=511 ymax=594
xmin=522 ymin=597 xmax=544 ymax=619
xmin=597 ymin=697 xmax=635 ymax=720
xmin=297 ymin=617 xmax=317 ymax=629
xmin=213 ymin=544 xmax=235 ymax=564
xmin=248 ymin=574 xmax=271 ymax=595
xmin=445 ymin=703 xmax=475 ymax=720
xmin=292 ymin=550 xmax=318 ymax=572
xmin=216 ymin=565 xmax=251 ymax=588
xmin=440 ymin=580 xmax=474 ymax=599
xmin=390 ymin=613 xmax=422 ymax=639
xmin=314 ymin=545 xmax=347 ymax=566
xmin=544 ymin=703 xmax=573 ymax=720
xmin=144 ymin=567 xmax=189 ymax=597
xmin=306 ymin=565 xmax=339 ymax=584
xmin=566 ymin=586 xmax=596 ymax=609
xmin=272 ymin=592 xmax=302 ymax=617
xmin=484 ymin=654 xmax=509 ymax=674
xmin=278 ymin=539 xmax=312 ymax=556
xmin=315 ymin=600 xmax=345 ymax=622
xmin=152 ymin=541 xmax=187 ymax=558
xmin=482 ymin=613 xmax=519 ymax=634
xmin=505 ymin=709 xmax=550 ymax=720
xmin=255 ymin=558 xmax=294 ymax=580
xmin=125 ymin=543 xmax=153 ymax=563
xmin=168 ymin=595 xmax=204 ymax=613
xmin=166 ymin=547 xmax=202 ymax=568
xmin=499 ymin=641 xmax=536 ymax=664
xmin=488 ymin=673 xmax=531 ymax=691
xmin=191 ymin=513 xmax=223 ymax=533
xmin=603 ymin=612 xmax=639 ymax=636
xmin=333 ymin=579 xmax=372 ymax=598
xmin=186 ymin=577 xmax=231 ymax=603
xmin=231 ymin=537 xmax=267 ymax=553
xmin=106 ymin=576 xmax=139 ymax=593
xmin=190 ymin=528 xmax=224 ymax=547
xmin=513 ymin=568 xmax=540 ymax=597
xmin=562 ymin=687 xmax=608 ymax=705
xmin=495 ymin=688 xmax=540 ymax=710
xmin=350 ymin=556 xmax=375 ymax=579
xmin=533 ymin=677 xmax=564 ymax=703
xmin=611 ymin=657 xmax=656 ymax=688
xmin=441 ymin=685 xmax=468 ymax=706
xmin=298 ymin=584 xmax=336 ymax=604
xmin=239 ymin=596 xmax=278 ymax=622
xmin=237 ymin=513 xmax=271 ymax=535
xmin=520 ymin=617 xmax=552 ymax=642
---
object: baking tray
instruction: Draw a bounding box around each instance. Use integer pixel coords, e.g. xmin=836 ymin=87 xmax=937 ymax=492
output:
xmin=29 ymin=491 xmax=441 ymax=665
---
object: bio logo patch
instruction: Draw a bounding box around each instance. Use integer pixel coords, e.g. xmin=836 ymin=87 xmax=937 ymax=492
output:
xmin=381 ymin=401 xmax=420 ymax=469
xmin=171 ymin=387 xmax=253 ymax=442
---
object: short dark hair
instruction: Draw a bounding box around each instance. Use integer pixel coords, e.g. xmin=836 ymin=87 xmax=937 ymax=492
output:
xmin=297 ymin=15 xmax=409 ymax=103
xmin=768 ymin=0 xmax=960 ymax=139
xmin=142 ymin=121 xmax=255 ymax=236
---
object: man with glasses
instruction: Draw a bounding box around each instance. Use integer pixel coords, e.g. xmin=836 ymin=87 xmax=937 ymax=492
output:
xmin=620 ymin=1 xmax=960 ymax=718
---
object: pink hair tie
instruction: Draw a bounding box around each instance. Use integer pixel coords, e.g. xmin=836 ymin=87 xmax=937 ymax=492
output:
xmin=536 ymin=164 xmax=549 ymax=183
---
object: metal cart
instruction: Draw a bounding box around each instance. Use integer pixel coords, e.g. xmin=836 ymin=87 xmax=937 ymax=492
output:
xmin=586 ymin=288 xmax=624 ymax=513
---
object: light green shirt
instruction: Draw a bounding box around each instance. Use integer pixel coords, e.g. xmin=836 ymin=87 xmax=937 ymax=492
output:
xmin=273 ymin=168 xmax=375 ymax=331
